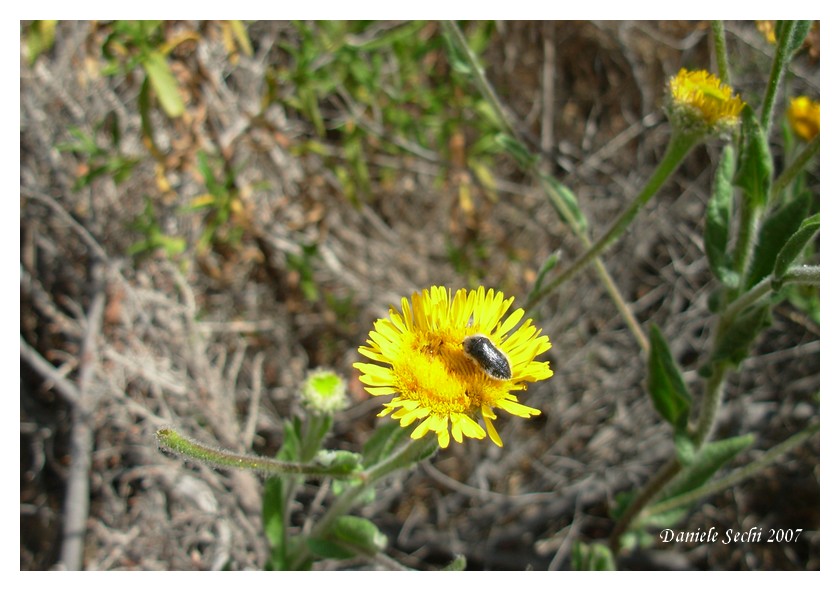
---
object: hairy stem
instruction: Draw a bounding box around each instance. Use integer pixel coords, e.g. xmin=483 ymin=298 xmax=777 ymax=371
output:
xmin=530 ymin=131 xmax=699 ymax=306
xmin=156 ymin=427 xmax=358 ymax=479
xmin=646 ymin=422 xmax=819 ymax=517
xmin=711 ymin=21 xmax=730 ymax=86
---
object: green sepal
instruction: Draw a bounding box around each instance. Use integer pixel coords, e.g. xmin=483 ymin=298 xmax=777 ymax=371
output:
xmin=704 ymin=144 xmax=738 ymax=288
xmin=735 ymin=105 xmax=773 ymax=209
xmin=712 ymin=304 xmax=772 ymax=366
xmin=572 ymin=541 xmax=616 ymax=571
xmin=772 ymin=213 xmax=819 ymax=289
xmin=746 ymin=190 xmax=812 ymax=289
xmin=647 ymin=324 xmax=691 ymax=431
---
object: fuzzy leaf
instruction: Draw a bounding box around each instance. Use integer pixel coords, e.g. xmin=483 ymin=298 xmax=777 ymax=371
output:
xmin=773 ymin=213 xmax=819 ymax=285
xmin=735 ymin=106 xmax=773 ymax=209
xmin=705 ymin=145 xmax=738 ymax=288
xmin=647 ymin=324 xmax=691 ymax=431
xmin=331 ymin=515 xmax=388 ymax=556
xmin=746 ymin=191 xmax=812 ymax=288
xmin=712 ymin=304 xmax=772 ymax=366
xmin=658 ymin=434 xmax=755 ymax=505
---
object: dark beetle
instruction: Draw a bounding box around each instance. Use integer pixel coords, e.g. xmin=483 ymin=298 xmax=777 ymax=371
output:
xmin=463 ymin=334 xmax=512 ymax=381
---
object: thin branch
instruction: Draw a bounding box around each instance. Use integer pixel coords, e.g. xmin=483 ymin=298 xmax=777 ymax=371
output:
xmin=20 ymin=335 xmax=81 ymax=405
xmin=60 ymin=267 xmax=106 ymax=570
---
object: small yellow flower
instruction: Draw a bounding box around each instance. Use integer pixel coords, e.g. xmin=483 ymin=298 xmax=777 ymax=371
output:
xmin=354 ymin=286 xmax=553 ymax=448
xmin=666 ymin=69 xmax=745 ymax=137
xmin=756 ymin=20 xmax=776 ymax=45
xmin=787 ymin=96 xmax=820 ymax=142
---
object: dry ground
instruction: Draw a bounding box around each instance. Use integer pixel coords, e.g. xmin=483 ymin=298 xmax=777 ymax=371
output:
xmin=20 ymin=21 xmax=819 ymax=570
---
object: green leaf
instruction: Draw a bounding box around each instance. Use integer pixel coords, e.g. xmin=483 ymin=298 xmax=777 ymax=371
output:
xmin=331 ymin=516 xmax=388 ymax=556
xmin=26 ymin=20 xmax=57 ymax=65
xmin=657 ymin=433 xmax=755 ymax=506
xmin=142 ymin=50 xmax=186 ymax=118
xmin=572 ymin=541 xmax=616 ymax=571
xmin=495 ymin=133 xmax=539 ymax=169
xmin=262 ymin=477 xmax=287 ymax=552
xmin=704 ymin=145 xmax=738 ymax=288
xmin=306 ymin=537 xmax=356 ymax=560
xmin=735 ymin=105 xmax=773 ymax=208
xmin=299 ymin=414 xmax=334 ymax=462
xmin=356 ymin=21 xmax=427 ymax=51
xmin=362 ymin=420 xmax=409 ymax=467
xmin=788 ymin=21 xmax=813 ymax=56
xmin=138 ymin=77 xmax=161 ymax=156
xmin=442 ymin=555 xmax=468 ymax=571
xmin=746 ymin=190 xmax=812 ymax=288
xmin=532 ymin=250 xmax=562 ymax=296
xmin=713 ymin=304 xmax=772 ymax=366
xmin=647 ymin=324 xmax=691 ymax=431
xmin=542 ymin=174 xmax=588 ymax=232
xmin=773 ymin=213 xmax=819 ymax=286
xmin=674 ymin=431 xmax=697 ymax=466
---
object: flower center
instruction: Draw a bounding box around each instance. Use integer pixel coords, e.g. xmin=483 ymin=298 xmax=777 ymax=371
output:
xmin=392 ymin=329 xmax=505 ymax=415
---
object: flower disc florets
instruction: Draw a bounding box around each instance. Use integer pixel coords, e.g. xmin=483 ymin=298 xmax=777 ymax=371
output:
xmin=353 ymin=286 xmax=553 ymax=448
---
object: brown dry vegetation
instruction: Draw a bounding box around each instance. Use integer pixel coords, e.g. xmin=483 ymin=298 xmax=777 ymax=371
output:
xmin=20 ymin=21 xmax=819 ymax=570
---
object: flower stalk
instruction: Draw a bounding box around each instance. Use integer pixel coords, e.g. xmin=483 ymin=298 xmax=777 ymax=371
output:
xmin=529 ymin=130 xmax=699 ymax=306
xmin=156 ymin=427 xmax=359 ymax=479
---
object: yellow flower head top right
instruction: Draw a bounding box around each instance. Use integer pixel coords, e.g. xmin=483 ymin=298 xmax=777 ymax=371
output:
xmin=787 ymin=96 xmax=820 ymax=142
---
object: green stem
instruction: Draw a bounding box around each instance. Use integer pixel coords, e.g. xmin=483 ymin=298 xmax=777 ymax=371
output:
xmin=711 ymin=21 xmax=731 ymax=86
xmin=692 ymin=363 xmax=728 ymax=446
xmin=530 ymin=131 xmax=699 ymax=306
xmin=608 ymin=457 xmax=682 ymax=554
xmin=760 ymin=21 xmax=794 ymax=133
xmin=646 ymin=422 xmax=819 ymax=517
xmin=444 ymin=19 xmax=648 ymax=353
xmin=772 ymin=133 xmax=820 ymax=204
xmin=441 ymin=21 xmax=518 ymax=140
xmin=592 ymin=257 xmax=650 ymax=353
xmin=156 ymin=427 xmax=358 ymax=479
xmin=289 ymin=436 xmax=438 ymax=570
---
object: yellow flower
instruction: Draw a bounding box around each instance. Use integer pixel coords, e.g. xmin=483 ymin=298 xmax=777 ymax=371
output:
xmin=666 ymin=69 xmax=745 ymax=137
xmin=756 ymin=20 xmax=776 ymax=44
xmin=787 ymin=96 xmax=820 ymax=142
xmin=354 ymin=286 xmax=553 ymax=448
